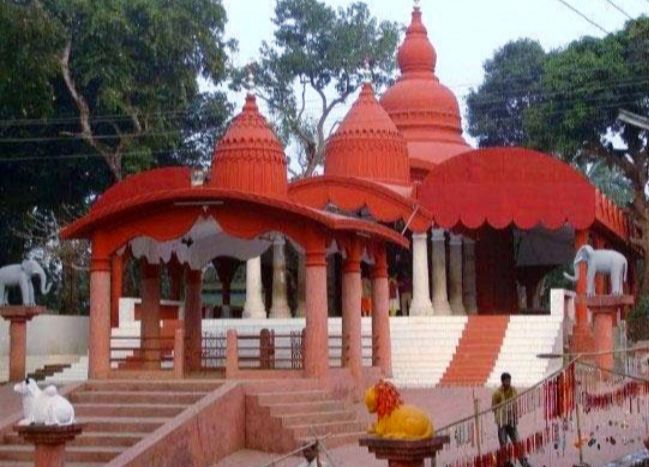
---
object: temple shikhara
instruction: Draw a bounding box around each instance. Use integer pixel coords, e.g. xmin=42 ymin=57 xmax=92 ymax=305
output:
xmin=0 ymin=4 xmax=644 ymax=466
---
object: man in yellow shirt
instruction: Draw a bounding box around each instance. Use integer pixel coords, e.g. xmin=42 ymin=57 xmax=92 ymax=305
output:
xmin=492 ymin=372 xmax=530 ymax=467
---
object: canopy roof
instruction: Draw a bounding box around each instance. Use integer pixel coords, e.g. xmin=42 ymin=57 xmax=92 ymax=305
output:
xmin=62 ymin=167 xmax=408 ymax=258
xmin=289 ymin=175 xmax=431 ymax=233
xmin=419 ymin=147 xmax=597 ymax=230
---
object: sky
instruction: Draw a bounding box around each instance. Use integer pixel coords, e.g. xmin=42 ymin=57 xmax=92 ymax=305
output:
xmin=218 ymin=0 xmax=649 ymax=148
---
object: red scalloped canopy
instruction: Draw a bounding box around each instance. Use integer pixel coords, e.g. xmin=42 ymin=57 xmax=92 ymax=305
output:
xmin=419 ymin=148 xmax=596 ymax=230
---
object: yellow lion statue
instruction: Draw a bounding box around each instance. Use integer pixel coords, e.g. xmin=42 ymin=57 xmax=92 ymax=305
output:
xmin=364 ymin=380 xmax=433 ymax=440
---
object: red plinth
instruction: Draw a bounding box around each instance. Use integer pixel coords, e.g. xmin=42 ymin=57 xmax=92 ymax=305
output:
xmin=0 ymin=306 xmax=44 ymax=381
xmin=359 ymin=435 xmax=449 ymax=467
xmin=14 ymin=424 xmax=83 ymax=467
xmin=577 ymin=295 xmax=634 ymax=371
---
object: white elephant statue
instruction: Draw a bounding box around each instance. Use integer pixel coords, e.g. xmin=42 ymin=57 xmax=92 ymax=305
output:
xmin=563 ymin=245 xmax=627 ymax=296
xmin=0 ymin=259 xmax=52 ymax=306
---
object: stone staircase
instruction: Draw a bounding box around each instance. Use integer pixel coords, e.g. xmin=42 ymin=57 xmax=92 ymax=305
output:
xmin=27 ymin=362 xmax=72 ymax=381
xmin=0 ymin=379 xmax=220 ymax=466
xmin=45 ymin=356 xmax=89 ymax=384
xmin=439 ymin=315 xmax=510 ymax=386
xmin=390 ymin=316 xmax=468 ymax=388
xmin=246 ymin=387 xmax=365 ymax=453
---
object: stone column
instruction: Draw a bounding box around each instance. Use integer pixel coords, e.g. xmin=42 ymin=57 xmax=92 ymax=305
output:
xmin=140 ymin=261 xmax=161 ymax=370
xmin=269 ymin=235 xmax=291 ymax=318
xmin=342 ymin=242 xmax=362 ymax=392
xmin=462 ymin=238 xmax=478 ymax=314
xmin=110 ymin=254 xmax=123 ymax=328
xmin=304 ymin=247 xmax=329 ymax=379
xmin=296 ymin=253 xmax=306 ymax=317
xmin=0 ymin=307 xmax=43 ymax=381
xmin=372 ymin=247 xmax=391 ymax=377
xmin=573 ymin=230 xmax=594 ymax=353
xmin=184 ymin=269 xmax=203 ymax=371
xmin=410 ymin=233 xmax=434 ymax=316
xmin=448 ymin=234 xmax=465 ymax=315
xmin=89 ymin=255 xmax=111 ymax=379
xmin=430 ymin=229 xmax=451 ymax=315
xmin=243 ymin=256 xmax=266 ymax=318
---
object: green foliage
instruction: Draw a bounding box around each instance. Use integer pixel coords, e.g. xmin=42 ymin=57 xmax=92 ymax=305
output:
xmin=467 ymin=39 xmax=547 ymax=147
xmin=0 ymin=0 xmax=235 ymax=312
xmin=232 ymin=0 xmax=400 ymax=176
xmin=627 ymin=294 xmax=649 ymax=342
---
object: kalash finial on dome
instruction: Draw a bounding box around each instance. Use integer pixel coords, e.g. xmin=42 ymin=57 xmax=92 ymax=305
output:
xmin=397 ymin=1 xmax=437 ymax=77
xmin=324 ymin=82 xmax=410 ymax=185
xmin=209 ymin=93 xmax=288 ymax=197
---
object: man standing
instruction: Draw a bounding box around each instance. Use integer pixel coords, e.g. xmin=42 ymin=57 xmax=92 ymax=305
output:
xmin=492 ymin=372 xmax=531 ymax=467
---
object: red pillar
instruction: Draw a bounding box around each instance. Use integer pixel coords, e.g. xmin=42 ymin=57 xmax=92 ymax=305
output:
xmin=9 ymin=319 xmax=27 ymax=381
xmin=140 ymin=261 xmax=161 ymax=370
xmin=110 ymin=254 xmax=123 ymax=328
xmin=304 ymin=241 xmax=329 ymax=380
xmin=573 ymin=230 xmax=593 ymax=353
xmin=372 ymin=246 xmax=391 ymax=377
xmin=89 ymin=249 xmax=111 ymax=379
xmin=185 ymin=268 xmax=203 ymax=372
xmin=593 ymin=311 xmax=615 ymax=371
xmin=342 ymin=240 xmax=362 ymax=393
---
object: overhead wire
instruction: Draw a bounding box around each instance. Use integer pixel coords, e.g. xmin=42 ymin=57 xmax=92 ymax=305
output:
xmin=555 ymin=0 xmax=610 ymax=34
xmin=603 ymin=0 xmax=634 ymax=19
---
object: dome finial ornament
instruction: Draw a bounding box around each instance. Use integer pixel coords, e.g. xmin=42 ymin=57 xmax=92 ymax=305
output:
xmin=414 ymin=0 xmax=421 ymax=10
xmin=244 ymin=63 xmax=255 ymax=92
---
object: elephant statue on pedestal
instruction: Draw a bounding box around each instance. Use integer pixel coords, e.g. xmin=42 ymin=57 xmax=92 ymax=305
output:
xmin=563 ymin=245 xmax=627 ymax=296
xmin=0 ymin=260 xmax=52 ymax=306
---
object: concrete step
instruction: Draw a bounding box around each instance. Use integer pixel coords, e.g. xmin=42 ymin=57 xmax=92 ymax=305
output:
xmin=0 ymin=463 xmax=103 ymax=467
xmin=291 ymin=420 xmax=364 ymax=438
xmin=296 ymin=430 xmax=366 ymax=449
xmin=256 ymin=390 xmax=330 ymax=405
xmin=2 ymin=431 xmax=143 ymax=448
xmin=0 ymin=445 xmax=123 ymax=463
xmin=69 ymin=390 xmax=206 ymax=405
xmin=281 ymin=410 xmax=356 ymax=427
xmin=74 ymin=403 xmax=187 ymax=418
xmin=267 ymin=400 xmax=347 ymax=416
xmin=81 ymin=380 xmax=219 ymax=393
xmin=77 ymin=416 xmax=171 ymax=433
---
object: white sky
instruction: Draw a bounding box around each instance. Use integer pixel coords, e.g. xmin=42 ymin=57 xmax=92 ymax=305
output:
xmin=218 ymin=0 xmax=648 ymax=150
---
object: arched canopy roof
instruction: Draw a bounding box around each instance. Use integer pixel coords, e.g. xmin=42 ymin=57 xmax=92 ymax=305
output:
xmin=62 ymin=167 xmax=408 ymax=260
xmin=288 ymin=175 xmax=432 ymax=233
xmin=419 ymin=147 xmax=596 ymax=230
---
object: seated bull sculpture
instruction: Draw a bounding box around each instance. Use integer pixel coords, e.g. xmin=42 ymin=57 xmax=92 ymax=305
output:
xmin=14 ymin=378 xmax=75 ymax=426
xmin=563 ymin=245 xmax=627 ymax=296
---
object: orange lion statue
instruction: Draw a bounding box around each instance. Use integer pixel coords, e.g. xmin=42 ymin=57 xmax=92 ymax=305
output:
xmin=364 ymin=380 xmax=433 ymax=440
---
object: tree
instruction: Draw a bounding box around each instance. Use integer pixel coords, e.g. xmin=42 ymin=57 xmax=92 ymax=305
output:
xmin=467 ymin=17 xmax=649 ymax=290
xmin=232 ymin=0 xmax=400 ymax=177
xmin=0 ymin=0 xmax=235 ymax=310
xmin=467 ymin=39 xmax=547 ymax=147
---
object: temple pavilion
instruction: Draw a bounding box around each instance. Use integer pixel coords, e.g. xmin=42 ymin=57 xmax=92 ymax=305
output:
xmin=62 ymin=5 xmax=637 ymax=389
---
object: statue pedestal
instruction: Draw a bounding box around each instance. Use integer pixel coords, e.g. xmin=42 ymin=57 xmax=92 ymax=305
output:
xmin=14 ymin=424 xmax=83 ymax=467
xmin=577 ymin=295 xmax=634 ymax=371
xmin=359 ymin=435 xmax=449 ymax=467
xmin=0 ymin=306 xmax=44 ymax=381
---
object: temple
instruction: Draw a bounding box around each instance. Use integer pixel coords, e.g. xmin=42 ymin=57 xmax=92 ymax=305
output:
xmin=61 ymin=4 xmax=637 ymax=392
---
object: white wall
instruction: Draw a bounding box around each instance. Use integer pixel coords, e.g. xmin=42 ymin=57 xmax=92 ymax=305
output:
xmin=0 ymin=314 xmax=89 ymax=356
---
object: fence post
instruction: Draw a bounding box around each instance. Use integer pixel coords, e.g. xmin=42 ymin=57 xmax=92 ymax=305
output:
xmin=226 ymin=329 xmax=239 ymax=378
xmin=173 ymin=326 xmax=185 ymax=378
xmin=473 ymin=390 xmax=482 ymax=459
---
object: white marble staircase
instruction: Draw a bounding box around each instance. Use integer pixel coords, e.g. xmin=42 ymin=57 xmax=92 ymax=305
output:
xmin=486 ymin=314 xmax=564 ymax=387
xmin=390 ymin=316 xmax=468 ymax=388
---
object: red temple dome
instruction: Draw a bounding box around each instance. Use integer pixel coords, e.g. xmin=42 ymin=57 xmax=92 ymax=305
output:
xmin=210 ymin=94 xmax=288 ymax=197
xmin=325 ymin=83 xmax=410 ymax=185
xmin=380 ymin=6 xmax=469 ymax=168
